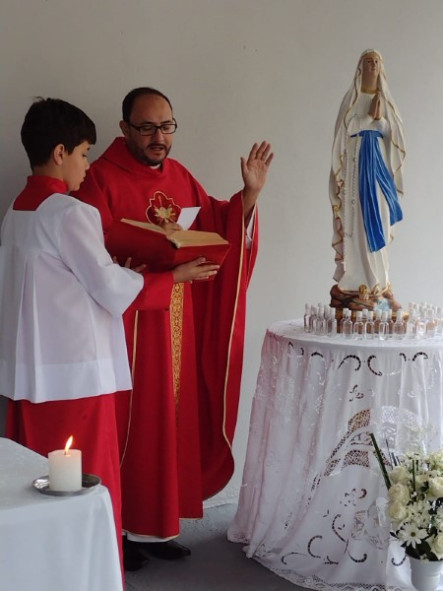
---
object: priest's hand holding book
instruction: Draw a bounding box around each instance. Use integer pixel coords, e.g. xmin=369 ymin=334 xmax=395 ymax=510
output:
xmin=162 ymin=221 xmax=220 ymax=282
xmin=172 ymin=257 xmax=219 ymax=283
xmin=107 ymin=217 xmax=230 ymax=280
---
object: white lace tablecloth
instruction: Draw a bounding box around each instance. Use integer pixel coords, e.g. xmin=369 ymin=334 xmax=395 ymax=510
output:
xmin=0 ymin=437 xmax=123 ymax=591
xmin=228 ymin=320 xmax=443 ymax=591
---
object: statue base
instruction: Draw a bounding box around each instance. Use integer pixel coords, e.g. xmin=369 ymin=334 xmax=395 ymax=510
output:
xmin=330 ymin=283 xmax=403 ymax=318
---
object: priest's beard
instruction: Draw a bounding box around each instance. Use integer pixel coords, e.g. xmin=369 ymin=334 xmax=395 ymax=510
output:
xmin=128 ymin=141 xmax=171 ymax=167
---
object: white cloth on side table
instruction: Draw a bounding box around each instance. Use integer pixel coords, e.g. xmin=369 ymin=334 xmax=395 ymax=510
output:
xmin=0 ymin=437 xmax=123 ymax=591
xmin=228 ymin=320 xmax=443 ymax=591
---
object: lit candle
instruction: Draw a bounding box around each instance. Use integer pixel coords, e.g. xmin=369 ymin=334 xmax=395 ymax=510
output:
xmin=48 ymin=436 xmax=82 ymax=492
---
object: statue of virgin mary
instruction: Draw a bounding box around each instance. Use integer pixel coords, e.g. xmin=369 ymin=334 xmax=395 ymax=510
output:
xmin=330 ymin=49 xmax=406 ymax=310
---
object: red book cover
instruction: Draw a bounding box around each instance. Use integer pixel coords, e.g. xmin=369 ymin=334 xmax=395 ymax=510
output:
xmin=106 ymin=219 xmax=231 ymax=272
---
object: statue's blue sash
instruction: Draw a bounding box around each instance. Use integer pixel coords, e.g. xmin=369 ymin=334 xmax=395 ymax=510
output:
xmin=352 ymin=130 xmax=402 ymax=253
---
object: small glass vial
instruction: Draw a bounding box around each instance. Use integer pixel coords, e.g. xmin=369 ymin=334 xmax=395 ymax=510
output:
xmin=308 ymin=305 xmax=317 ymax=334
xmin=415 ymin=312 xmax=427 ymax=340
xmin=342 ymin=310 xmax=353 ymax=339
xmin=406 ymin=309 xmax=415 ymax=339
xmin=327 ymin=308 xmax=337 ymax=337
xmin=304 ymin=303 xmax=311 ymax=333
xmin=393 ymin=309 xmax=406 ymax=339
xmin=315 ymin=305 xmax=327 ymax=336
xmin=365 ymin=310 xmax=375 ymax=339
xmin=387 ymin=309 xmax=394 ymax=335
xmin=362 ymin=308 xmax=368 ymax=325
xmin=353 ymin=311 xmax=365 ymax=339
xmin=378 ymin=311 xmax=389 ymax=341
xmin=426 ymin=308 xmax=437 ymax=338
xmin=374 ymin=309 xmax=382 ymax=334
xmin=339 ymin=308 xmax=350 ymax=335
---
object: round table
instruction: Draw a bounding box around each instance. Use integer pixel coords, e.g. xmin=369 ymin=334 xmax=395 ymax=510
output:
xmin=228 ymin=320 xmax=443 ymax=590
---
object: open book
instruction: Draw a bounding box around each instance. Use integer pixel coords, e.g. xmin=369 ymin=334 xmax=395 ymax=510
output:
xmin=107 ymin=218 xmax=231 ymax=273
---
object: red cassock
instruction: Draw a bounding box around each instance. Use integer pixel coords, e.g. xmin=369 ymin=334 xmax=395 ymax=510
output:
xmin=75 ymin=138 xmax=258 ymax=539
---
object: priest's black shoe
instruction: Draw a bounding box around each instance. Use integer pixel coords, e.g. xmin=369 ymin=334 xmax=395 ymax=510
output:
xmin=123 ymin=538 xmax=150 ymax=571
xmin=144 ymin=540 xmax=191 ymax=560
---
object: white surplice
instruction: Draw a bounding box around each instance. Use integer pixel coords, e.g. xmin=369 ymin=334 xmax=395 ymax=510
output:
xmin=0 ymin=194 xmax=143 ymax=402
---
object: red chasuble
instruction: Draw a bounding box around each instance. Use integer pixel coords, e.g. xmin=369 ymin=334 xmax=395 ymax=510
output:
xmin=75 ymin=138 xmax=258 ymax=539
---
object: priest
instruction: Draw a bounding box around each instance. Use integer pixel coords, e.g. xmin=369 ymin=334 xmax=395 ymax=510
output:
xmin=75 ymin=86 xmax=273 ymax=570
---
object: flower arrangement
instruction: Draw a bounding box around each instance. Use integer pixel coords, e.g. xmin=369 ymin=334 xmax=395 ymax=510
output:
xmin=371 ymin=433 xmax=443 ymax=561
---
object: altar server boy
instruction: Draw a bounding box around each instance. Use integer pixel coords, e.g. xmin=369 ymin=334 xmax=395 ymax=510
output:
xmin=0 ymin=97 xmax=172 ymax=571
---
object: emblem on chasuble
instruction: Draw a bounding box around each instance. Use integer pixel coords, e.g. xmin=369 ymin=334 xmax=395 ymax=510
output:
xmin=145 ymin=190 xmax=181 ymax=226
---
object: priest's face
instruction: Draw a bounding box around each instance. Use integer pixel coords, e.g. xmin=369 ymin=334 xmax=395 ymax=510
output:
xmin=120 ymin=94 xmax=174 ymax=166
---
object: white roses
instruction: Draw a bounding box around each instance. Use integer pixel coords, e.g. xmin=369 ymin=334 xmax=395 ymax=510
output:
xmin=388 ymin=500 xmax=409 ymax=523
xmin=379 ymin=449 xmax=443 ymax=560
xmin=388 ymin=483 xmax=410 ymax=505
xmin=389 ymin=465 xmax=410 ymax=485
xmin=428 ymin=477 xmax=443 ymax=498
xmin=430 ymin=533 xmax=443 ymax=559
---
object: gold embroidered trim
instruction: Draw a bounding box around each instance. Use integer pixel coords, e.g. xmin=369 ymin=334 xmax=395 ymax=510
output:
xmin=170 ymin=283 xmax=184 ymax=406
xmin=219 ymin=199 xmax=247 ymax=484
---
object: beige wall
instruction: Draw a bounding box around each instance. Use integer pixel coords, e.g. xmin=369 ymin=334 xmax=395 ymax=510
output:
xmin=1 ymin=0 xmax=443 ymax=502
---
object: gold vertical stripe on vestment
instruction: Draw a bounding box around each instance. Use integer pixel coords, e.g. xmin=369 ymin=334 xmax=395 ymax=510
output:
xmin=170 ymin=283 xmax=184 ymax=406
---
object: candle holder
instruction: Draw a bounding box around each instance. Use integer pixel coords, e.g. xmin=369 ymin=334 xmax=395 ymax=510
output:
xmin=32 ymin=473 xmax=101 ymax=496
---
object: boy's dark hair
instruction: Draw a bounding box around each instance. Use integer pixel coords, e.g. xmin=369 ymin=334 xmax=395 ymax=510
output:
xmin=122 ymin=87 xmax=172 ymax=122
xmin=21 ymin=97 xmax=96 ymax=168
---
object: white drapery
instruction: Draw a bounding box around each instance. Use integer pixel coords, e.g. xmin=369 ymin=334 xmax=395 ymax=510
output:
xmin=228 ymin=321 xmax=443 ymax=590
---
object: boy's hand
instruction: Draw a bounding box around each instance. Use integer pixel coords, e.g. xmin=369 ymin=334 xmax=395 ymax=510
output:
xmin=113 ymin=256 xmax=147 ymax=274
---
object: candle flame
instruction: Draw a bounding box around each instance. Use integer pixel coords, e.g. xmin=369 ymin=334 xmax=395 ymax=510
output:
xmin=64 ymin=436 xmax=73 ymax=455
